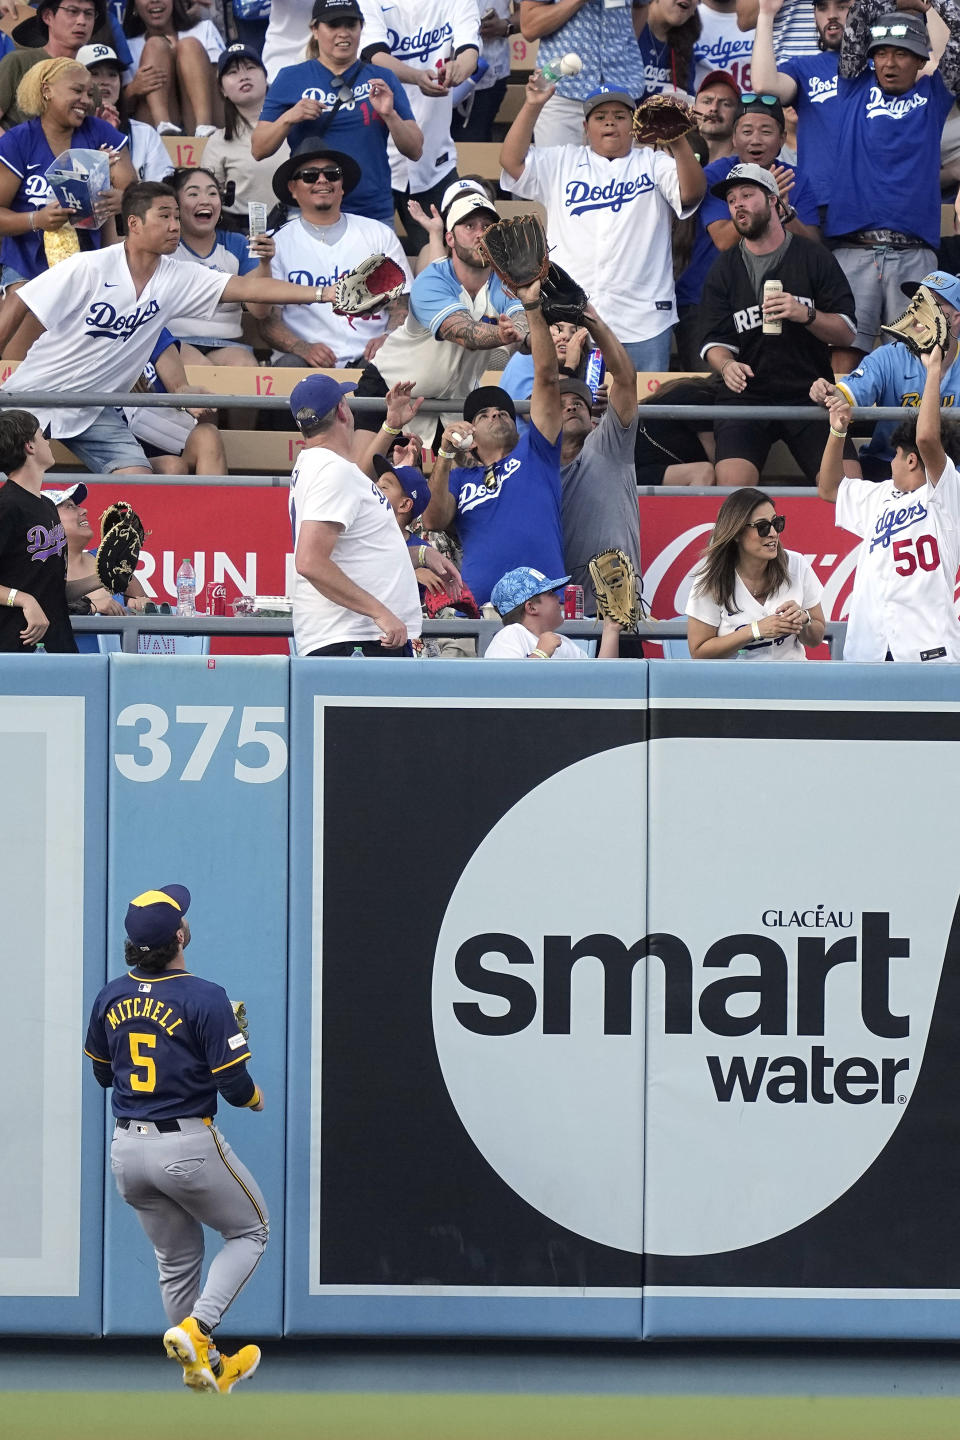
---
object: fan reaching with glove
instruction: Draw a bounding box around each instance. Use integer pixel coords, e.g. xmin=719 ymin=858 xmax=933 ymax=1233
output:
xmin=881 ymin=284 xmax=949 ymax=358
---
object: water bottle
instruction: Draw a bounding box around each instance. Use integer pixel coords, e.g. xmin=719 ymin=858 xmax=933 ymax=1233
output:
xmin=34 ymin=641 xmax=46 ymax=653
xmin=350 ymin=645 xmax=365 ymax=657
xmin=176 ymin=557 xmax=197 ymax=616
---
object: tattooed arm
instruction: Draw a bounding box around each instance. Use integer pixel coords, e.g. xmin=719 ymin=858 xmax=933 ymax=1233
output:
xmin=437 ymin=308 xmax=526 ymax=349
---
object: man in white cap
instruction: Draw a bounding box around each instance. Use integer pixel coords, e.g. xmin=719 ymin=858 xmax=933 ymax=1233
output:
xmin=500 ymin=80 xmax=705 ymax=369
xmin=700 ymin=161 xmax=856 ymax=485
xmin=353 ymin=191 xmax=527 ymax=446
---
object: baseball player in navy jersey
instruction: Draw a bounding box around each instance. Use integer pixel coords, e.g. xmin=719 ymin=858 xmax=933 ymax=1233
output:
xmin=817 ymin=344 xmax=960 ymax=661
xmin=84 ymin=884 xmax=268 ymax=1395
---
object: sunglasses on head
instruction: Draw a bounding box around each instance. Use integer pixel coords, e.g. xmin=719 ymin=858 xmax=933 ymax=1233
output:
xmin=293 ymin=166 xmax=343 ymax=184
xmin=870 ymin=22 xmax=910 ymax=37
xmin=739 ymin=92 xmax=780 ymax=107
xmin=746 ymin=514 xmax=786 ymax=537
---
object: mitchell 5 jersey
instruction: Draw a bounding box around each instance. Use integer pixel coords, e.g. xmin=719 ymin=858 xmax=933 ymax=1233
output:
xmin=837 ymin=459 xmax=960 ymax=662
xmin=84 ymin=968 xmax=252 ymax=1120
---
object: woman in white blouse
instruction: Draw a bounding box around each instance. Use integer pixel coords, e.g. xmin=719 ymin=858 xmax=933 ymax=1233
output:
xmin=686 ymin=487 xmax=826 ymax=660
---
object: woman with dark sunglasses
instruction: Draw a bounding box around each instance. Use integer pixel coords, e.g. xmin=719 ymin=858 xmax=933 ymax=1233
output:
xmin=685 ymin=486 xmax=825 ymax=658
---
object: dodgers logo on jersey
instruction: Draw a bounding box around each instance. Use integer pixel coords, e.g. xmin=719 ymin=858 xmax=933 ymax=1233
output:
xmin=386 ymin=21 xmax=452 ymax=62
xmin=84 ymin=298 xmax=161 ymax=341
xmin=564 ymin=174 xmax=654 ymax=217
xmin=807 ymin=74 xmax=837 ymax=104
xmin=693 ymin=35 xmax=752 ymax=70
xmin=458 ymin=456 xmax=521 ymax=513
xmin=301 ymin=79 xmax=378 ymax=110
xmin=27 ymin=521 xmax=66 ymax=562
xmin=869 ymin=497 xmax=928 ymax=552
xmin=24 ymin=174 xmax=53 ymax=205
xmin=866 ymin=86 xmax=928 ymax=121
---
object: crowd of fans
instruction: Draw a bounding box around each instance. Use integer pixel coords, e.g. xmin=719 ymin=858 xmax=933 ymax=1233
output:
xmin=1 ymin=0 xmax=960 ymax=662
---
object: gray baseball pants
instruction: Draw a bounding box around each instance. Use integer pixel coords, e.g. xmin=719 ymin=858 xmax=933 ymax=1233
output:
xmin=111 ymin=1117 xmax=269 ymax=1330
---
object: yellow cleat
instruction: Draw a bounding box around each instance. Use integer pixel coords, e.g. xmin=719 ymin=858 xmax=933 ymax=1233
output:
xmin=215 ymin=1344 xmax=261 ymax=1394
xmin=162 ymin=1316 xmax=218 ymax=1393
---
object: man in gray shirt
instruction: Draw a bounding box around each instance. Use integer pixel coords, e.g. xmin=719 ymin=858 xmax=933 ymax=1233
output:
xmin=559 ymin=304 xmax=643 ymax=654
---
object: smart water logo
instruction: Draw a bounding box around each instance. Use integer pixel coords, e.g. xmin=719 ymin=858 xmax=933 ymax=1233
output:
xmin=432 ymin=744 xmax=951 ymax=1255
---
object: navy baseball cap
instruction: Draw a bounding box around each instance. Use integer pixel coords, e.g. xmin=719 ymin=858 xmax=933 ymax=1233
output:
xmin=44 ymin=481 xmax=88 ymax=505
xmin=217 ymin=43 xmax=267 ymax=79
xmin=491 ymin=566 xmax=570 ymax=615
xmin=290 ymin=375 xmax=356 ymax=430
xmin=583 ymin=87 xmax=636 ymax=117
xmin=463 ymin=385 xmax=516 ymax=424
xmin=125 ymin=884 xmax=191 ymax=948
xmin=373 ymin=454 xmax=430 ymax=518
xmin=901 ymin=270 xmax=960 ymax=308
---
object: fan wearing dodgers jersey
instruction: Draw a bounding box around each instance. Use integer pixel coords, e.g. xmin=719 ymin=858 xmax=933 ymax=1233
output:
xmin=824 ymin=0 xmax=960 ymax=373
xmin=0 ymin=180 xmax=372 ymax=475
xmin=818 ymin=341 xmax=960 ymax=663
xmin=260 ymin=140 xmax=411 ymax=368
xmin=500 ymin=81 xmax=705 ymax=371
xmin=693 ymin=0 xmax=756 ymax=92
xmin=352 ymin=0 xmax=480 ymax=254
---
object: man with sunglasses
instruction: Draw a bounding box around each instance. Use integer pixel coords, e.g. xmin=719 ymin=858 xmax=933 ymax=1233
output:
xmin=262 ymin=140 xmax=412 ymax=368
xmin=674 ymin=90 xmax=818 ymax=366
xmin=253 ymin=0 xmax=423 ymax=228
xmin=699 ymin=161 xmax=856 ymax=485
xmin=750 ymin=0 xmax=852 ymax=215
xmin=824 ymin=2 xmax=960 ymax=372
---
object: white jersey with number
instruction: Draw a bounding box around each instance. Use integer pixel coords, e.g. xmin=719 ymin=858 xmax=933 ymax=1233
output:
xmin=501 ymin=143 xmax=699 ymax=342
xmin=270 ymin=213 xmax=411 ymax=366
xmin=837 ymin=460 xmax=960 ymax=662
xmin=358 ymin=0 xmax=480 ymax=193
xmin=693 ymin=5 xmax=754 ymax=93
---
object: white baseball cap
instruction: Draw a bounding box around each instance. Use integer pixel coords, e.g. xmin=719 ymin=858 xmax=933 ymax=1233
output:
xmin=77 ymin=43 xmax=120 ymax=67
xmin=445 ymin=194 xmax=499 ymax=230
xmin=45 ymin=482 xmax=88 ymax=506
xmin=440 ymin=177 xmax=490 ymax=215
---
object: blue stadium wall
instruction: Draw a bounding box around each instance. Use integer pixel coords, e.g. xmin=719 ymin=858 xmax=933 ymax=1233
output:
xmin=3 ymin=653 xmax=960 ymax=1341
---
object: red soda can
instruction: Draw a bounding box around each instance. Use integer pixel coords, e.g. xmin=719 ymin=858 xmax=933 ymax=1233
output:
xmin=205 ymin=581 xmax=227 ymax=616
xmin=563 ymin=584 xmax=584 ymax=620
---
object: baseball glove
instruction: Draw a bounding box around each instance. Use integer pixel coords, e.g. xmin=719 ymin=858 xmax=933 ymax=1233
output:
xmin=100 ymin=499 xmax=145 ymax=547
xmin=880 ymin=284 xmax=949 ymax=357
xmin=540 ymin=262 xmax=588 ymax=327
xmin=589 ymin=549 xmax=643 ymax=630
xmin=332 ymin=254 xmax=407 ymax=318
xmin=632 ymin=94 xmax=697 ymax=147
xmin=476 ymin=215 xmax=550 ymax=294
xmin=96 ymin=504 xmax=144 ymax=595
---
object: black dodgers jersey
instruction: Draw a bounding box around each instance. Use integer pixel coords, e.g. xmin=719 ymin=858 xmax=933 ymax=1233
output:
xmin=699 ymin=235 xmax=857 ymax=402
xmin=84 ymin=968 xmax=250 ymax=1119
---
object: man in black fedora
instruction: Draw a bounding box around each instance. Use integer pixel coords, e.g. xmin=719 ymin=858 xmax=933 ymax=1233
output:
xmin=261 ymin=138 xmax=411 ymax=368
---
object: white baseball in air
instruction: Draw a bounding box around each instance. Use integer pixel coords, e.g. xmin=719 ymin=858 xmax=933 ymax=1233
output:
xmin=559 ymin=52 xmax=582 ymax=75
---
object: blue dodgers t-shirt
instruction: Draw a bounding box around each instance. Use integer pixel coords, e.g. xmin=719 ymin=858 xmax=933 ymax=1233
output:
xmin=448 ymin=422 xmax=564 ymax=605
xmin=825 ymin=68 xmax=955 ymax=246
xmin=675 ymin=153 xmax=819 ymax=308
xmin=261 ymin=59 xmax=413 ymax=225
xmin=780 ymin=51 xmax=839 ymax=207
xmin=636 ymin=24 xmax=678 ymax=97
xmin=0 ymin=115 xmax=127 ymax=281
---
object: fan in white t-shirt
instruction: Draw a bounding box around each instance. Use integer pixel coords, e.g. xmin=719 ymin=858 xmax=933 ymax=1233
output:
xmin=686 ymin=487 xmax=826 ymax=659
xmin=484 ymin=565 xmax=622 ymax=659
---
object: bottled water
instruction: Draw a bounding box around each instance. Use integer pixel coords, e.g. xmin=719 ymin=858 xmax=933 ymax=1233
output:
xmin=176 ymin=558 xmax=197 ymax=616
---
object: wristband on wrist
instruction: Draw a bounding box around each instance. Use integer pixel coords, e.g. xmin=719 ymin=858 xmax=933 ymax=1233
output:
xmin=437 ymin=447 xmax=456 ymax=460
xmin=29 ymin=211 xmax=37 ymax=231
xmin=531 ymin=646 xmax=550 ymax=658
xmin=381 ymin=421 xmax=402 ymax=436
xmin=521 ymin=300 xmax=540 ymax=311
xmin=751 ymin=619 xmax=761 ymax=641
xmin=417 ymin=544 xmax=428 ymax=568
xmin=6 ymin=587 xmax=18 ymax=606
xmin=829 ymin=426 xmax=848 ymax=439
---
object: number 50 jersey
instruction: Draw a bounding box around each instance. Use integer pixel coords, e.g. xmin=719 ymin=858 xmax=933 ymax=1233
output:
xmin=837 ymin=457 xmax=960 ymax=663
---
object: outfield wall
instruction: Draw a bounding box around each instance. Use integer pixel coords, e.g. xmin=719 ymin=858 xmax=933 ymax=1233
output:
xmin=3 ymin=654 xmax=960 ymax=1340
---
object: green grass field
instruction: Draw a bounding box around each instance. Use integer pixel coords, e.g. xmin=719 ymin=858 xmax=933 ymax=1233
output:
xmin=8 ymin=1392 xmax=960 ymax=1440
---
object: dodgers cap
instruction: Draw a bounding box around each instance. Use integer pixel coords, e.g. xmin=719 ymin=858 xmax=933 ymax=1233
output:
xmin=44 ymin=481 xmax=88 ymax=505
xmin=373 ymin=454 xmax=430 ymax=518
xmin=290 ymin=375 xmax=356 ymax=430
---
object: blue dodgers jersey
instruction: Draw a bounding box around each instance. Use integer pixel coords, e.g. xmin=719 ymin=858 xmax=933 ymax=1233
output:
xmin=838 ymin=344 xmax=960 ymax=462
xmin=448 ymin=422 xmax=564 ymax=605
xmin=825 ymin=68 xmax=955 ymax=246
xmin=84 ymin=969 xmax=251 ymax=1120
xmin=780 ymin=51 xmax=839 ymax=207
xmin=0 ymin=115 xmax=127 ymax=281
xmin=261 ymin=59 xmax=413 ymax=225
